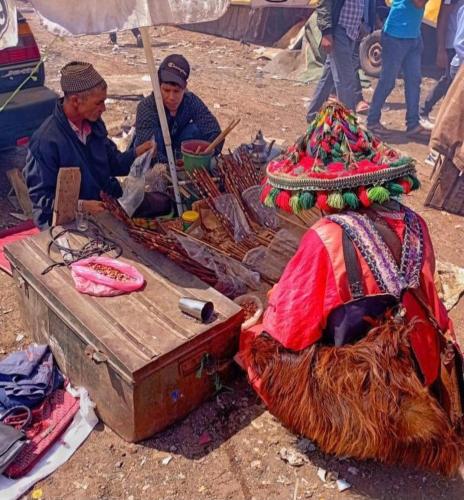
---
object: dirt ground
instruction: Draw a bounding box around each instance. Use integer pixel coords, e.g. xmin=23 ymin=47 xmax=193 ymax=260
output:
xmin=2 ymin=5 xmax=464 ymax=500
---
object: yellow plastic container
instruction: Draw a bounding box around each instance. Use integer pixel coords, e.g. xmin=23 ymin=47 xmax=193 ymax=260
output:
xmin=181 ymin=210 xmax=200 ymax=231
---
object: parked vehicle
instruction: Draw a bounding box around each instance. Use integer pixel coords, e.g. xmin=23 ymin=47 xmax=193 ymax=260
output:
xmin=0 ymin=12 xmax=56 ymax=157
xmin=359 ymin=0 xmax=442 ymax=77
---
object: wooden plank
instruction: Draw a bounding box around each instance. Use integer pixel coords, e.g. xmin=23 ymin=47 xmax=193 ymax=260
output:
xmin=6 ymin=168 xmax=33 ymax=217
xmin=52 ymin=167 xmax=81 ymax=226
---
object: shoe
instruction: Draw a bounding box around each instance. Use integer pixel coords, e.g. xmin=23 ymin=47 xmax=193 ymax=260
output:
xmin=406 ymin=124 xmax=431 ymax=140
xmin=419 ymin=116 xmax=434 ymax=130
xmin=367 ymin=122 xmax=392 ymax=138
xmin=424 ymin=150 xmax=439 ymax=167
xmin=356 ymin=100 xmax=370 ymax=114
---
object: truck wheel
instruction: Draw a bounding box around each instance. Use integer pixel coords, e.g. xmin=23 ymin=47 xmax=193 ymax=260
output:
xmin=359 ymin=30 xmax=382 ymax=78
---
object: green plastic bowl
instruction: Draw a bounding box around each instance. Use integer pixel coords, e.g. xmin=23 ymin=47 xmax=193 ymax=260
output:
xmin=181 ymin=140 xmax=212 ymax=172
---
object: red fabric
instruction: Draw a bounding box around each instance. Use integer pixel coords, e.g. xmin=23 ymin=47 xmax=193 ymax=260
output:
xmin=0 ymin=221 xmax=39 ymax=275
xmin=5 ymin=389 xmax=80 ymax=479
xmin=261 ymin=211 xmax=449 ymax=386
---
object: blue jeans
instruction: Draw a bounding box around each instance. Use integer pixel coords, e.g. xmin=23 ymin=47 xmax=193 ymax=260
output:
xmin=306 ymin=25 xmax=357 ymax=122
xmin=154 ymin=122 xmax=202 ymax=163
xmin=367 ymin=32 xmax=423 ymax=131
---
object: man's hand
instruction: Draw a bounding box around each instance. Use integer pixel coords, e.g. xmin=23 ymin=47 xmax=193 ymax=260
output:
xmin=412 ymin=0 xmax=427 ymax=8
xmin=436 ymin=48 xmax=449 ymax=70
xmin=136 ymin=140 xmax=156 ymax=157
xmin=320 ymin=34 xmax=333 ymax=54
xmin=81 ymin=200 xmax=106 ymax=215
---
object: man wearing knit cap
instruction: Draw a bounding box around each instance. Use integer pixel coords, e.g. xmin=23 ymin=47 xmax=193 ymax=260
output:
xmin=135 ymin=54 xmax=222 ymax=163
xmin=24 ymin=61 xmax=154 ymax=229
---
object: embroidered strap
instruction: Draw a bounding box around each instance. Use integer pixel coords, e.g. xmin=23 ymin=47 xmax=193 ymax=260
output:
xmin=327 ymin=208 xmax=424 ymax=299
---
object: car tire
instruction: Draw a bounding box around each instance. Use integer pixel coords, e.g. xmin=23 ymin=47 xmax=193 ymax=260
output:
xmin=359 ymin=30 xmax=383 ymax=78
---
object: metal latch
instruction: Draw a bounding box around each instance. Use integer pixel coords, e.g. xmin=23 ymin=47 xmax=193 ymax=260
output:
xmin=84 ymin=345 xmax=108 ymax=364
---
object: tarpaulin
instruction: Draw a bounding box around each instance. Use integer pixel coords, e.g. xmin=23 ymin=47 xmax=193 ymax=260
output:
xmin=28 ymin=0 xmax=229 ymax=36
xmin=0 ymin=0 xmax=17 ymax=49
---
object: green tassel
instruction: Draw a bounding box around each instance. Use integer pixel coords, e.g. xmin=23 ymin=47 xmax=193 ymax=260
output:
xmin=289 ymin=194 xmax=302 ymax=214
xmin=300 ymin=191 xmax=315 ymax=210
xmin=390 ymin=157 xmax=413 ymax=168
xmin=409 ymin=175 xmax=421 ymax=190
xmin=264 ymin=188 xmax=280 ymax=207
xmin=387 ymin=182 xmax=404 ymax=196
xmin=327 ymin=192 xmax=345 ymax=210
xmin=264 ymin=195 xmax=275 ymax=208
xmin=367 ymin=185 xmax=390 ymax=204
xmin=343 ymin=191 xmax=359 ymax=210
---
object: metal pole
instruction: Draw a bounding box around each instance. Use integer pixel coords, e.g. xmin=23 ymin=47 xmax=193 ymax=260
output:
xmin=139 ymin=26 xmax=183 ymax=215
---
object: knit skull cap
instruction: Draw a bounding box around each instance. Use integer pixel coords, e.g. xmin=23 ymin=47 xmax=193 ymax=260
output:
xmin=60 ymin=61 xmax=105 ymax=94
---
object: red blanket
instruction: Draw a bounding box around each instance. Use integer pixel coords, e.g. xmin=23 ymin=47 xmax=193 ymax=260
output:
xmin=0 ymin=221 xmax=39 ymax=275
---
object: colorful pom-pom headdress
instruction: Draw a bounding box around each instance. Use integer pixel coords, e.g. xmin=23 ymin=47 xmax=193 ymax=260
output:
xmin=260 ymin=100 xmax=420 ymax=214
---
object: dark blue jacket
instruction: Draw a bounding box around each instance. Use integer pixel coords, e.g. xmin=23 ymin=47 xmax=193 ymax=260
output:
xmin=24 ymin=100 xmax=135 ymax=229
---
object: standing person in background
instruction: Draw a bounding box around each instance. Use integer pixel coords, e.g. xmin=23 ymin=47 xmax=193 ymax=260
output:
xmin=109 ymin=29 xmax=143 ymax=48
xmin=306 ymin=0 xmax=373 ymax=122
xmin=450 ymin=4 xmax=464 ymax=78
xmin=420 ymin=0 xmax=464 ymax=125
xmin=367 ymin=0 xmax=431 ymax=140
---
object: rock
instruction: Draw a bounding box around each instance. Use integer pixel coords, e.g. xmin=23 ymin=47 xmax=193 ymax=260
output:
xmin=336 ymin=479 xmax=351 ymax=492
xmin=115 ymin=461 xmax=123 ymax=468
xmin=250 ymin=460 xmax=262 ymax=469
xmin=15 ymin=333 xmax=25 ymax=343
xmin=296 ymin=438 xmax=316 ymax=453
xmin=142 ymin=484 xmax=150 ymax=491
xmin=278 ymin=447 xmax=308 ymax=467
xmin=161 ymin=455 xmax=173 ymax=465
xmin=317 ymin=468 xmax=327 ymax=483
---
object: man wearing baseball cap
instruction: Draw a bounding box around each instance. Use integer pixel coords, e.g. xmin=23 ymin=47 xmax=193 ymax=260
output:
xmin=24 ymin=61 xmax=154 ymax=229
xmin=135 ymin=54 xmax=222 ymax=162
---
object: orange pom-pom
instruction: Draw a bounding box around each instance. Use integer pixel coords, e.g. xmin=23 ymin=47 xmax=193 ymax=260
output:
xmin=275 ymin=190 xmax=292 ymax=213
xmin=358 ymin=186 xmax=372 ymax=207
xmin=316 ymin=192 xmax=330 ymax=211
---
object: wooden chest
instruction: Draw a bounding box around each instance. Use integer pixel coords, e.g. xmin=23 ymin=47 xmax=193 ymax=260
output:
xmin=5 ymin=214 xmax=243 ymax=442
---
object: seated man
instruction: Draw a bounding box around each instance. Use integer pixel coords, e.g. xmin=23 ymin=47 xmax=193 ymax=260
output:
xmin=135 ymin=54 xmax=222 ymax=163
xmin=241 ymin=101 xmax=464 ymax=476
xmin=24 ymin=61 xmax=153 ymax=230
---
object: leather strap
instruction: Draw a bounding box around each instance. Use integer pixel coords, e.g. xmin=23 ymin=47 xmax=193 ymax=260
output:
xmin=342 ymin=231 xmax=364 ymax=300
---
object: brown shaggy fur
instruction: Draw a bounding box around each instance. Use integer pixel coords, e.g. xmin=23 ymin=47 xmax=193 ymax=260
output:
xmin=242 ymin=321 xmax=464 ymax=475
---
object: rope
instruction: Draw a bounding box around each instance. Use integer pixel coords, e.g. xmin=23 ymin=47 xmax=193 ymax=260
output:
xmin=41 ymin=219 xmax=122 ymax=275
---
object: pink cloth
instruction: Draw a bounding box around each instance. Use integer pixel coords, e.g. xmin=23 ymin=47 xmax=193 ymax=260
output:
xmin=0 ymin=221 xmax=39 ymax=275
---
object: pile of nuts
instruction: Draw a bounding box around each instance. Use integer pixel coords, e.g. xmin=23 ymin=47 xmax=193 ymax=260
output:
xmin=89 ymin=263 xmax=133 ymax=282
xmin=241 ymin=300 xmax=258 ymax=321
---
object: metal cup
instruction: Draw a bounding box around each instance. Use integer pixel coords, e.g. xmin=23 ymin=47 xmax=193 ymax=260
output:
xmin=179 ymin=298 xmax=214 ymax=323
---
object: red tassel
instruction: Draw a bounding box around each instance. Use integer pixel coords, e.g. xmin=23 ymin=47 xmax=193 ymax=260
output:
xmin=399 ymin=179 xmax=412 ymax=194
xmin=260 ymin=183 xmax=272 ymax=203
xmin=316 ymin=192 xmax=330 ymax=211
xmin=358 ymin=186 xmax=372 ymax=207
xmin=276 ymin=190 xmax=292 ymax=213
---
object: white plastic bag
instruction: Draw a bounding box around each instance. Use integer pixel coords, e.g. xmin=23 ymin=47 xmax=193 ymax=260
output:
xmin=118 ymin=147 xmax=154 ymax=217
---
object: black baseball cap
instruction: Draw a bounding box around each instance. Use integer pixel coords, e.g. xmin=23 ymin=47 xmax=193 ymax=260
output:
xmin=158 ymin=54 xmax=190 ymax=88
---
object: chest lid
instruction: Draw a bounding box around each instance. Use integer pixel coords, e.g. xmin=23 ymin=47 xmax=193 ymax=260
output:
xmin=5 ymin=213 xmax=242 ymax=382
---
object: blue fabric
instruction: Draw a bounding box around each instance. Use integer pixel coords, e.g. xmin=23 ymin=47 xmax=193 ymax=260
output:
xmin=384 ymin=0 xmax=424 ymax=39
xmin=367 ymin=32 xmax=423 ymax=130
xmin=0 ymin=345 xmax=64 ymax=411
xmin=135 ymin=91 xmax=222 ymax=163
xmin=307 ymin=25 xmax=357 ymax=120
xmin=24 ymin=100 xmax=136 ymax=230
